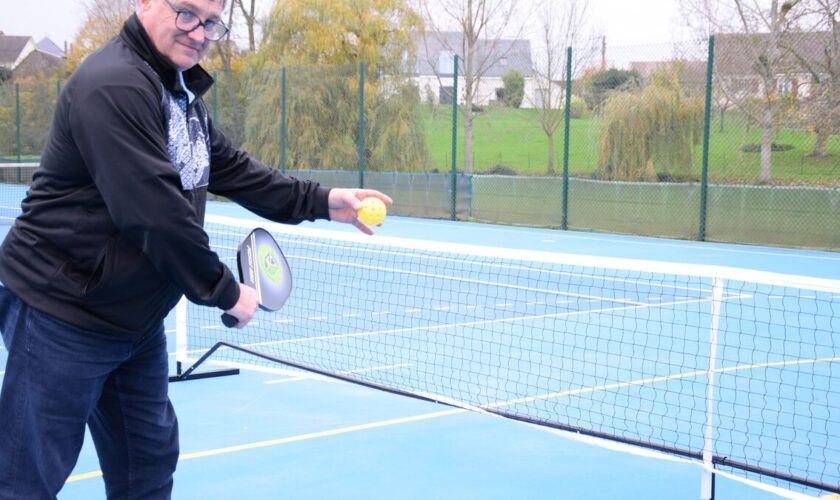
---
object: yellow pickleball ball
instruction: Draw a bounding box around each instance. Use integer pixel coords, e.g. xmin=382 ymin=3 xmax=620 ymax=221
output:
xmin=357 ymin=197 xmax=387 ymax=226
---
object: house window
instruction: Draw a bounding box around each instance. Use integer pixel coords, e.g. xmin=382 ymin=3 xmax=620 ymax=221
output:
xmin=777 ymin=78 xmax=792 ymax=95
xmin=439 ymin=86 xmax=455 ymax=105
xmin=438 ymin=51 xmax=455 ymax=75
xmin=500 ymin=57 xmax=508 ymax=67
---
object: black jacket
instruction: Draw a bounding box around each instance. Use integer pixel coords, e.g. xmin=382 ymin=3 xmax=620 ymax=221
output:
xmin=0 ymin=15 xmax=330 ymax=336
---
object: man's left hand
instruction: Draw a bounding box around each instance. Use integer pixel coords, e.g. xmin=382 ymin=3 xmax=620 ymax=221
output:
xmin=328 ymin=189 xmax=393 ymax=235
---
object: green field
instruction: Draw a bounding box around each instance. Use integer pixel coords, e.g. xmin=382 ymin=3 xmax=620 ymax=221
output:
xmin=421 ymin=107 xmax=840 ymax=185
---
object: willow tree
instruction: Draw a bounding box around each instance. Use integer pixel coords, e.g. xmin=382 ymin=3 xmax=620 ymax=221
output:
xmin=243 ymin=0 xmax=428 ymax=172
xmin=598 ymin=68 xmax=704 ymax=181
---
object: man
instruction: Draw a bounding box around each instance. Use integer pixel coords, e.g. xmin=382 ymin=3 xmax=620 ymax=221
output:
xmin=0 ymin=0 xmax=392 ymax=498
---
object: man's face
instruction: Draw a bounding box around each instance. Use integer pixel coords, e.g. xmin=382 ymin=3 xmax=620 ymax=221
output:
xmin=137 ymin=0 xmax=224 ymax=71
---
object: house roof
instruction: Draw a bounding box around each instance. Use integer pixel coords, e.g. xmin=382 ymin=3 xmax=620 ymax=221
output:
xmin=0 ymin=35 xmax=33 ymax=66
xmin=715 ymin=31 xmax=834 ymax=75
xmin=36 ymin=38 xmax=65 ymax=58
xmin=415 ymin=31 xmax=533 ymax=77
xmin=14 ymin=49 xmax=64 ymax=78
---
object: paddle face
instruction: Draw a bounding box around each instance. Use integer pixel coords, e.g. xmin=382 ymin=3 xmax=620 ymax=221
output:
xmin=221 ymin=228 xmax=292 ymax=327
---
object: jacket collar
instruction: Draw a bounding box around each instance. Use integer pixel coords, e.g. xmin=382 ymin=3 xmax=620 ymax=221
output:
xmin=119 ymin=14 xmax=214 ymax=100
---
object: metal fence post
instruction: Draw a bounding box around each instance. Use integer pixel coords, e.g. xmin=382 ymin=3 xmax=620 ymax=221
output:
xmin=699 ymin=36 xmax=715 ymax=242
xmin=450 ymin=54 xmax=459 ymax=221
xmin=562 ymin=47 xmax=573 ymax=231
xmin=280 ymin=66 xmax=287 ymax=173
xmin=15 ymin=83 xmax=21 ymax=163
xmin=212 ymin=71 xmax=218 ymax=125
xmin=358 ymin=62 xmax=365 ymax=189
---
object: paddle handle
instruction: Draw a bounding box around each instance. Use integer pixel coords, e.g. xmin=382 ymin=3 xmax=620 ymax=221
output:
xmin=221 ymin=313 xmax=237 ymax=328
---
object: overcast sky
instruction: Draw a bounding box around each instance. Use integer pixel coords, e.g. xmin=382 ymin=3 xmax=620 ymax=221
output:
xmin=1 ymin=0 xmax=694 ymax=60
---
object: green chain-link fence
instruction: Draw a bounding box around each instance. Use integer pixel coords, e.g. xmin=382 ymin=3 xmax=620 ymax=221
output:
xmin=1 ymin=36 xmax=838 ymax=249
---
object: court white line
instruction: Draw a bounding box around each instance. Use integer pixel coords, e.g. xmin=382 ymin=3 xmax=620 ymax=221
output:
xmin=66 ymin=407 xmax=466 ymax=484
xmin=105 ymin=350 xmax=839 ymax=499
xmin=263 ymin=363 xmax=412 ymax=384
xmin=203 ymin=295 xmax=718 ymax=353
xmin=389 ymin=218 xmax=840 ymax=263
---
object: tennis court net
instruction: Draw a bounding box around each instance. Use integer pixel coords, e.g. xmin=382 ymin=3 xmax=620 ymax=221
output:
xmin=0 ymin=163 xmax=36 ymax=224
xmin=178 ymin=214 xmax=840 ymax=495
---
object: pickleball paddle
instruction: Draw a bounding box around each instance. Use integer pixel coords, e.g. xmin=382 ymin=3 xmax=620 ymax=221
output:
xmin=221 ymin=228 xmax=292 ymax=327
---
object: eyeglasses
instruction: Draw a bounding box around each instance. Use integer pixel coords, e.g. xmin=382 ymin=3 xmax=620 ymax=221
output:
xmin=163 ymin=0 xmax=229 ymax=41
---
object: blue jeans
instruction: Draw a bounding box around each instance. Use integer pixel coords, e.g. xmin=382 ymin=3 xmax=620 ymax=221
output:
xmin=0 ymin=287 xmax=179 ymax=499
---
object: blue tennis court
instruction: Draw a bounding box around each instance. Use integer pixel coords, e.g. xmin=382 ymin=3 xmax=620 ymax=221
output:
xmin=2 ymin=200 xmax=839 ymax=499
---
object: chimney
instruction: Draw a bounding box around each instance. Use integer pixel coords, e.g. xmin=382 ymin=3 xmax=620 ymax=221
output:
xmin=601 ymin=36 xmax=606 ymax=71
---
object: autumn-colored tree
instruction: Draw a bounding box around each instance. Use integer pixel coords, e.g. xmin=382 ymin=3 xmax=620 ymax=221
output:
xmin=66 ymin=0 xmax=135 ymax=74
xmin=243 ymin=0 xmax=428 ymax=172
xmin=0 ymin=77 xmax=59 ymax=158
xmin=0 ymin=84 xmax=16 ymax=157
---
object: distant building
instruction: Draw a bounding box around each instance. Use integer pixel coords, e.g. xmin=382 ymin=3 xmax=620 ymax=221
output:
xmin=0 ymin=33 xmax=36 ymax=70
xmin=413 ymin=31 xmax=541 ymax=108
xmin=35 ymin=38 xmax=66 ymax=59
xmin=715 ymin=31 xmax=834 ymax=100
xmin=0 ymin=32 xmax=65 ymax=78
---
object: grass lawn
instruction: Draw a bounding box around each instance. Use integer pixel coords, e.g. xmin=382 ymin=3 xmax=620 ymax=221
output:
xmin=420 ymin=106 xmax=840 ymax=185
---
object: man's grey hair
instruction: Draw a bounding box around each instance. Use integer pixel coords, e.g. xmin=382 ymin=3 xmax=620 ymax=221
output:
xmin=136 ymin=0 xmax=228 ymax=13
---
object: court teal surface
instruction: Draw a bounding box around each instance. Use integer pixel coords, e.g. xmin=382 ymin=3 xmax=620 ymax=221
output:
xmin=1 ymin=200 xmax=838 ymax=499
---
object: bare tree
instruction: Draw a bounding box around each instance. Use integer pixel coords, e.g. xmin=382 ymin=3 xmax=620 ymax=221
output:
xmin=779 ymin=0 xmax=839 ymax=157
xmin=529 ymin=0 xmax=595 ymax=175
xmin=681 ymin=0 xmax=800 ymax=182
xmin=417 ymin=0 xmax=527 ymax=173
xmin=234 ymin=0 xmax=258 ymax=52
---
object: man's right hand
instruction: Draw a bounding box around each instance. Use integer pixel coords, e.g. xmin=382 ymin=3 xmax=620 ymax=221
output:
xmin=224 ymin=283 xmax=259 ymax=328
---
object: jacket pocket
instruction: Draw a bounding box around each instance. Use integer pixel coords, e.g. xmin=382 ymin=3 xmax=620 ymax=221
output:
xmin=82 ymin=235 xmax=159 ymax=300
xmin=82 ymin=237 xmax=115 ymax=294
xmin=56 ymin=234 xmax=156 ymax=300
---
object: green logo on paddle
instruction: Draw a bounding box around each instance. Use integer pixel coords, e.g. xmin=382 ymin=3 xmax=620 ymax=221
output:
xmin=258 ymin=244 xmax=283 ymax=285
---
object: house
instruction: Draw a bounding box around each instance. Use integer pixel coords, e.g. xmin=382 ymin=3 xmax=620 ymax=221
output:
xmin=0 ymin=33 xmax=36 ymax=71
xmin=0 ymin=32 xmax=65 ymax=78
xmin=714 ymin=31 xmax=835 ymax=100
xmin=413 ymin=31 xmax=541 ymax=108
